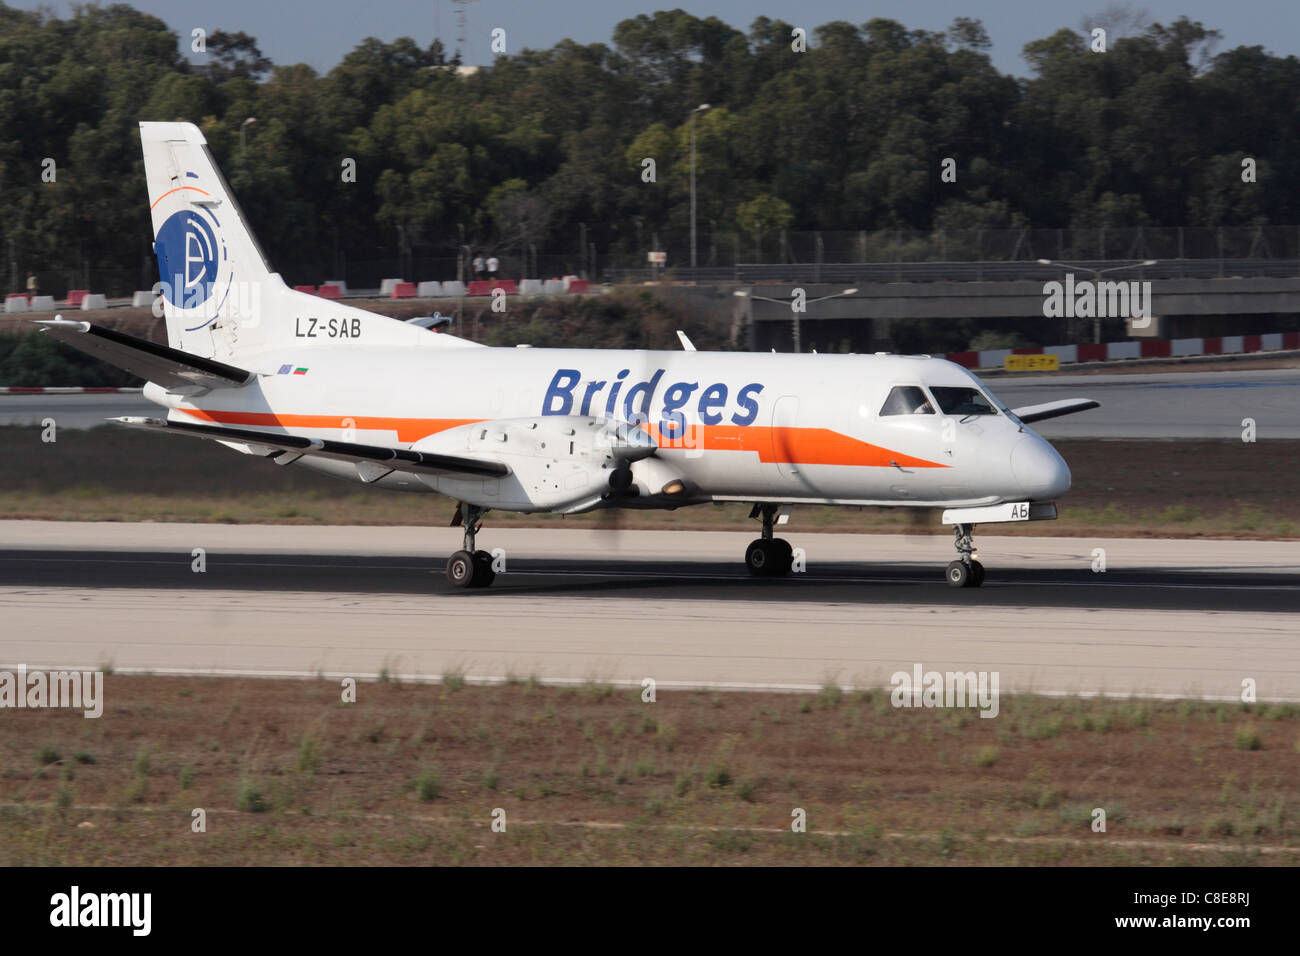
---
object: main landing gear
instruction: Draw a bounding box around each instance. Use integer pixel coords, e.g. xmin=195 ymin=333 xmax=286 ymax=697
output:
xmin=946 ymin=522 xmax=984 ymax=588
xmin=745 ymin=504 xmax=793 ymax=577
xmin=446 ymin=503 xmax=496 ymax=589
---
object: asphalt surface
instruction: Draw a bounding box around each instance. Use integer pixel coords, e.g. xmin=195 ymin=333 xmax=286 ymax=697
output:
xmin=1 ymin=525 xmax=1296 ymax=700
xmin=1 ymin=548 xmax=1296 ymax=613
xmin=991 ymin=366 xmax=1300 ymax=439
xmin=1 ymin=365 xmax=1297 ymax=437
xmin=0 ymin=393 xmax=152 ymax=429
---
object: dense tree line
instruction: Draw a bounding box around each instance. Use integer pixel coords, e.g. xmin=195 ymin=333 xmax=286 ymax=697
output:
xmin=0 ymin=332 xmax=136 ymax=385
xmin=1 ymin=3 xmax=1297 ymax=295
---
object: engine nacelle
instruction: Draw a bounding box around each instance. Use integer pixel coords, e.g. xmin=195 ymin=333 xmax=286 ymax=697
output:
xmin=629 ymin=456 xmax=689 ymax=498
xmin=410 ymin=415 xmax=656 ymax=512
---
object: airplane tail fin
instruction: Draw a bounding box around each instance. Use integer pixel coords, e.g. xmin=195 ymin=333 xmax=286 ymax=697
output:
xmin=140 ymin=121 xmax=281 ymax=357
xmin=140 ymin=121 xmax=453 ymax=361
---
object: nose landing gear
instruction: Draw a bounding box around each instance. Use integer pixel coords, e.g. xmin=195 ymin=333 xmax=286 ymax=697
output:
xmin=446 ymin=502 xmax=496 ymax=588
xmin=745 ymin=504 xmax=793 ymax=577
xmin=946 ymin=522 xmax=984 ymax=587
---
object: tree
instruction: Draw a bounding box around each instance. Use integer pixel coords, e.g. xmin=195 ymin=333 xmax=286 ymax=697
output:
xmin=947 ymin=17 xmax=991 ymax=51
xmin=735 ymin=194 xmax=793 ymax=258
xmin=204 ymin=30 xmax=273 ymax=84
xmin=1 ymin=6 xmax=1297 ymax=297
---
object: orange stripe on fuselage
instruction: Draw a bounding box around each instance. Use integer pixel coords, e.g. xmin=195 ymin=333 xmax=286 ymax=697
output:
xmin=150 ymin=185 xmax=212 ymax=209
xmin=176 ymin=408 xmax=483 ymax=444
xmin=762 ymin=426 xmax=945 ymax=468
xmin=644 ymin=423 xmax=948 ymax=468
xmin=177 ymin=409 xmax=947 ymax=468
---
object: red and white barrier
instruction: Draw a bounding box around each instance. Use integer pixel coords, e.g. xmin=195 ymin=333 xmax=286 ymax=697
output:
xmin=0 ymin=386 xmax=145 ymax=394
xmin=947 ymin=332 xmax=1300 ymax=369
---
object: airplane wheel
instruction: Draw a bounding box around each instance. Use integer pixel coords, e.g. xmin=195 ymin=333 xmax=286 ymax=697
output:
xmin=471 ymin=550 xmax=496 ymax=588
xmin=945 ymin=560 xmax=971 ymax=588
xmin=969 ymin=560 xmax=985 ymax=588
xmin=768 ymin=538 xmax=793 ymax=576
xmin=745 ymin=539 xmax=771 ymax=576
xmin=446 ymin=550 xmax=477 ymax=588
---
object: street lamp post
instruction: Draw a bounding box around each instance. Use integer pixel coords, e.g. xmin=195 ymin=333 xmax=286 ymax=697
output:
xmin=1036 ymin=258 xmax=1158 ymax=344
xmin=240 ymin=116 xmax=257 ymax=156
xmin=733 ymin=287 xmax=858 ymax=353
xmin=457 ymin=224 xmax=465 ymax=284
xmin=689 ymin=104 xmax=710 ymax=270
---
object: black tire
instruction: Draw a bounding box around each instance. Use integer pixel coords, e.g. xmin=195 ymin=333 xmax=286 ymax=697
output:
xmin=945 ymin=560 xmax=970 ymax=588
xmin=744 ymin=539 xmax=771 ymax=576
xmin=471 ymin=550 xmax=496 ymax=588
xmin=446 ymin=550 xmax=477 ymax=588
xmin=969 ymin=560 xmax=985 ymax=588
xmin=768 ymin=538 xmax=793 ymax=576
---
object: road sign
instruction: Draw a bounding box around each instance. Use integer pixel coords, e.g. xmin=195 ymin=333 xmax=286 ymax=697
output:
xmin=1005 ymin=354 xmax=1059 ymax=371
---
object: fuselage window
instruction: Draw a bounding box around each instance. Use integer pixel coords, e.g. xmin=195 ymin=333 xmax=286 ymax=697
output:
xmin=930 ymin=386 xmax=997 ymax=416
xmin=879 ymin=385 xmax=936 ymax=416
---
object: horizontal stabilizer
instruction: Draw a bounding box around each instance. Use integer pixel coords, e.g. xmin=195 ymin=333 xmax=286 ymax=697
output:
xmin=111 ymin=416 xmax=511 ymax=479
xmin=1011 ymin=398 xmax=1100 ymax=424
xmin=36 ymin=318 xmax=251 ymax=390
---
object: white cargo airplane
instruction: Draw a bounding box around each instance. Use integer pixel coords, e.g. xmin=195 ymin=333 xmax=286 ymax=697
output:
xmin=39 ymin=122 xmax=1099 ymax=588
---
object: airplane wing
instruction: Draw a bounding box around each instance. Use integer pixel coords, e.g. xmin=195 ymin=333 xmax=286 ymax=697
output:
xmin=111 ymin=416 xmax=511 ymax=479
xmin=1010 ymin=398 xmax=1101 ymax=423
xmin=36 ymin=318 xmax=252 ymax=390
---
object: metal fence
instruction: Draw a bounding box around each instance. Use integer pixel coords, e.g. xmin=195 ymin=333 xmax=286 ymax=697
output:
xmin=13 ymin=225 xmax=1300 ymax=299
xmin=603 ymin=225 xmax=1300 ymax=271
xmin=607 ymin=258 xmax=1300 ymax=285
xmin=271 ymin=225 xmax=1300 ymax=289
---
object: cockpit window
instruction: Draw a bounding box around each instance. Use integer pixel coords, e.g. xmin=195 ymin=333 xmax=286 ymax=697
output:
xmin=981 ymin=383 xmax=1017 ymax=419
xmin=930 ymin=386 xmax=997 ymax=416
xmin=879 ymin=385 xmax=935 ymax=416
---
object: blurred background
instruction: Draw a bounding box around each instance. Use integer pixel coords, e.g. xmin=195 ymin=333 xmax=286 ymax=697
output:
xmin=1 ymin=2 xmax=1298 ymax=366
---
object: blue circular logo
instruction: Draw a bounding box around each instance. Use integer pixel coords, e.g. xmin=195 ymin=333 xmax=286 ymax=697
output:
xmin=155 ymin=210 xmax=221 ymax=308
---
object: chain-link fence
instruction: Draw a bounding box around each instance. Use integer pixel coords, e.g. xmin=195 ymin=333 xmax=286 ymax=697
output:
xmin=11 ymin=225 xmax=1300 ymax=299
xmin=603 ymin=225 xmax=1300 ymax=272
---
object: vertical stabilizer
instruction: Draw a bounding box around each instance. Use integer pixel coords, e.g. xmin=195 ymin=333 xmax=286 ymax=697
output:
xmin=140 ymin=121 xmax=478 ymax=359
xmin=140 ymin=121 xmax=282 ymax=357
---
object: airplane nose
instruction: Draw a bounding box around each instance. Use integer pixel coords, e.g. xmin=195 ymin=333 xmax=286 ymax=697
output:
xmin=1010 ymin=436 xmax=1071 ymax=500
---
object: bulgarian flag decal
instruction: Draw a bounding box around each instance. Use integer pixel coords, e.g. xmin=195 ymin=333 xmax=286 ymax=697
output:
xmin=293 ymin=367 xmax=308 ymax=375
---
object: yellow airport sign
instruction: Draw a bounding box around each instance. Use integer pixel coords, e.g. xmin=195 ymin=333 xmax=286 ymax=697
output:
xmin=1005 ymin=353 xmax=1059 ymax=371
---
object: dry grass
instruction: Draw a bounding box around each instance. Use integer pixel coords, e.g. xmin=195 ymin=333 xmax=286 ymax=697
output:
xmin=0 ymin=426 xmax=1297 ymax=538
xmin=1 ymin=677 xmax=1297 ymax=865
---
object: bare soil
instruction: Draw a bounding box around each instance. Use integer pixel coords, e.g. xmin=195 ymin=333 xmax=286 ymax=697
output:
xmin=1 ymin=677 xmax=1295 ymax=865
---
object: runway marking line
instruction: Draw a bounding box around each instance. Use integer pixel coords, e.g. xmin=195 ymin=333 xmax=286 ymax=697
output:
xmin=13 ymin=664 xmax=1300 ymax=704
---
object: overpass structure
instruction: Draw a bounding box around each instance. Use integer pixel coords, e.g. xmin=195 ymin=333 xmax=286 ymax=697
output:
xmin=634 ymin=261 xmax=1300 ymax=352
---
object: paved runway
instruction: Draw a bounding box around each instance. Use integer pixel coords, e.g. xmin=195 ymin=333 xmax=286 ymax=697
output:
xmin=2 ymin=523 xmax=1296 ymax=700
xmin=992 ymin=366 xmax=1300 ymax=439
xmin=2 ymin=365 xmax=1296 ymax=437
xmin=0 ymin=393 xmax=152 ymax=429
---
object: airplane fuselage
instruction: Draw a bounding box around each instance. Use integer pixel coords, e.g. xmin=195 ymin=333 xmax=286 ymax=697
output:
xmin=144 ymin=344 xmax=1070 ymax=512
xmin=45 ymin=120 xmax=1097 ymax=588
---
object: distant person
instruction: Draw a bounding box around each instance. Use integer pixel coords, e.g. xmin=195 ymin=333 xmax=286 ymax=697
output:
xmin=486 ymin=255 xmax=499 ymax=281
xmin=25 ymin=272 xmax=37 ymax=301
xmin=472 ymin=253 xmax=486 ymax=282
